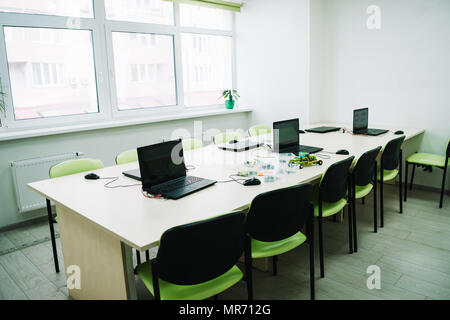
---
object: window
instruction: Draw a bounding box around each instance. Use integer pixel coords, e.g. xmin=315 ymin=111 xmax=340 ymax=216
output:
xmin=179 ymin=3 xmax=233 ymax=31
xmin=181 ymin=34 xmax=232 ymax=107
xmin=0 ymin=1 xmax=236 ymax=129
xmin=0 ymin=0 xmax=93 ymax=18
xmin=4 ymin=27 xmax=99 ymax=120
xmin=105 ymin=0 xmax=174 ymax=25
xmin=112 ymin=32 xmax=177 ymax=110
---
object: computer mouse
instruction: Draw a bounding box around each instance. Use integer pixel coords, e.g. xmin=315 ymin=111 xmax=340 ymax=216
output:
xmin=395 ymin=130 xmax=404 ymax=135
xmin=243 ymin=178 xmax=261 ymax=186
xmin=85 ymin=173 xmax=100 ymax=180
xmin=299 ymin=130 xmax=306 ymax=134
xmin=229 ymin=140 xmax=239 ymax=144
xmin=336 ymin=149 xmax=350 ymax=155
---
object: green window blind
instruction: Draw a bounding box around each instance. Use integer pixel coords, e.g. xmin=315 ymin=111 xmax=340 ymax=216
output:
xmin=163 ymin=0 xmax=243 ymax=12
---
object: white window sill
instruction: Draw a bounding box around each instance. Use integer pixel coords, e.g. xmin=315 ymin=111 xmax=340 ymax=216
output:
xmin=0 ymin=107 xmax=253 ymax=142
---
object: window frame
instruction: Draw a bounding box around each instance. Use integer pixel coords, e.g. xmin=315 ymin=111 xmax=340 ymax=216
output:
xmin=0 ymin=0 xmax=237 ymax=131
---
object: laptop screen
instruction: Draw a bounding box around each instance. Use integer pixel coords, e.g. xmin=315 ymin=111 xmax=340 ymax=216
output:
xmin=353 ymin=108 xmax=369 ymax=132
xmin=273 ymin=119 xmax=300 ymax=152
xmin=138 ymin=140 xmax=186 ymax=189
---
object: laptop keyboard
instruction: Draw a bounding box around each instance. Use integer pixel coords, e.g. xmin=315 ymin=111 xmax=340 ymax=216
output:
xmin=154 ymin=176 xmax=203 ymax=193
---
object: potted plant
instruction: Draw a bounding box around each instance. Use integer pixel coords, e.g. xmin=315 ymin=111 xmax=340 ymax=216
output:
xmin=221 ymin=89 xmax=240 ymax=110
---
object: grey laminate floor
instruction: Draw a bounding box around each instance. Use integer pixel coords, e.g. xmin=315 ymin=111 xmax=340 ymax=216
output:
xmin=1 ymin=185 xmax=449 ymax=300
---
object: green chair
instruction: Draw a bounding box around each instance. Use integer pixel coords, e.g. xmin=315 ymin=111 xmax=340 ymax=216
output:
xmin=248 ymin=125 xmax=272 ymax=137
xmin=182 ymin=138 xmax=204 ymax=151
xmin=405 ymin=140 xmax=450 ymax=208
xmin=245 ymin=183 xmax=315 ymax=300
xmin=378 ymin=136 xmax=405 ymax=228
xmin=46 ymin=158 xmax=105 ymax=273
xmin=213 ymin=132 xmax=243 ymax=145
xmin=350 ymin=146 xmax=382 ymax=252
xmin=116 ymin=149 xmax=138 ymax=165
xmin=136 ymin=211 xmax=249 ymax=300
xmin=312 ymin=156 xmax=355 ymax=278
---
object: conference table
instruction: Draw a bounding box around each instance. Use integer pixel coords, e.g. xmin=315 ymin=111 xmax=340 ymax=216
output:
xmin=28 ymin=123 xmax=424 ymax=300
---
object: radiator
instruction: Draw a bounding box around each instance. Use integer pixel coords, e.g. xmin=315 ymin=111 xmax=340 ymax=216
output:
xmin=11 ymin=152 xmax=83 ymax=213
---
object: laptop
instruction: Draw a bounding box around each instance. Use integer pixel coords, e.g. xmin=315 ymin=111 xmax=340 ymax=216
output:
xmin=273 ymin=119 xmax=323 ymax=155
xmin=218 ymin=140 xmax=263 ymax=152
xmin=353 ymin=108 xmax=389 ymax=136
xmin=137 ymin=140 xmax=216 ymax=199
xmin=306 ymin=126 xmax=341 ymax=134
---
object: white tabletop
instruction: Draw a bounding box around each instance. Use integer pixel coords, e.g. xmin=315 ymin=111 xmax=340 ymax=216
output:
xmin=28 ymin=123 xmax=424 ymax=251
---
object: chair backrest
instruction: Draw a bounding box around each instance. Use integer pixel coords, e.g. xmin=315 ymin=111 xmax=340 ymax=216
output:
xmin=50 ymin=158 xmax=104 ymax=179
xmin=320 ymin=157 xmax=355 ymax=203
xmin=115 ymin=149 xmax=138 ymax=165
xmin=214 ymin=132 xmax=243 ymax=145
xmin=155 ymin=211 xmax=246 ymax=286
xmin=182 ymin=138 xmax=204 ymax=151
xmin=246 ymin=183 xmax=313 ymax=242
xmin=248 ymin=125 xmax=272 ymax=137
xmin=353 ymin=146 xmax=382 ymax=187
xmin=381 ymin=136 xmax=405 ymax=170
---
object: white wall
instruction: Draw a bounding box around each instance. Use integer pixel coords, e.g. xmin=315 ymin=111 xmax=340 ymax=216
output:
xmin=236 ymin=0 xmax=311 ymax=128
xmin=311 ymin=0 xmax=450 ymax=190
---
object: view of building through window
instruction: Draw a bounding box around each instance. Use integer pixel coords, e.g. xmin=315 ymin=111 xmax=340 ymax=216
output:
xmin=4 ymin=27 xmax=99 ymax=120
xmin=0 ymin=0 xmax=93 ymax=18
xmin=179 ymin=3 xmax=233 ymax=31
xmin=181 ymin=33 xmax=233 ymax=107
xmin=112 ymin=32 xmax=177 ymax=110
xmin=105 ymin=0 xmax=174 ymax=25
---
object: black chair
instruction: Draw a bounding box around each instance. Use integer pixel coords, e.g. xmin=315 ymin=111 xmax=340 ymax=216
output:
xmin=135 ymin=211 xmax=249 ymax=300
xmin=351 ymin=146 xmax=382 ymax=252
xmin=378 ymin=136 xmax=406 ymax=227
xmin=313 ymin=156 xmax=355 ymax=278
xmin=245 ymin=183 xmax=315 ymax=300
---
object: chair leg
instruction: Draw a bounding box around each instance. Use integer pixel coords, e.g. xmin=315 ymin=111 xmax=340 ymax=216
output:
xmin=308 ymin=215 xmax=315 ymax=300
xmin=380 ymin=179 xmax=384 ymax=228
xmin=348 ymin=205 xmax=353 ymax=254
xmin=362 ymin=197 xmax=365 ymax=205
xmin=245 ymin=236 xmax=253 ymax=300
xmin=440 ymin=166 xmax=448 ymax=209
xmin=410 ymin=164 xmax=416 ymax=191
xmin=136 ymin=250 xmax=141 ymax=265
xmin=318 ymin=215 xmax=325 ymax=278
xmin=272 ymin=256 xmax=278 ymax=276
xmin=404 ymin=162 xmax=408 ymax=202
xmin=399 ymin=150 xmax=403 ymax=214
xmin=352 ymin=198 xmax=358 ymax=252
xmin=146 ymin=250 xmax=150 ymax=261
xmin=373 ymin=181 xmax=378 ymax=233
xmin=46 ymin=199 xmax=59 ymax=273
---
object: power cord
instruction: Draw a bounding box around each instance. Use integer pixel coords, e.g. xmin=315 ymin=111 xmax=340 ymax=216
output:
xmin=101 ymin=177 xmax=142 ymax=189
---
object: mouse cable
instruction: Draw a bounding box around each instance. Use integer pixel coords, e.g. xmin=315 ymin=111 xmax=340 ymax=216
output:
xmin=316 ymin=153 xmax=332 ymax=160
xmin=216 ymin=175 xmax=247 ymax=185
xmin=102 ymin=177 xmax=142 ymax=189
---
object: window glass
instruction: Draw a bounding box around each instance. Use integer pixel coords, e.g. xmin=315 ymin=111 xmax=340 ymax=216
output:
xmin=112 ymin=32 xmax=177 ymax=110
xmin=105 ymin=0 xmax=174 ymax=25
xmin=181 ymin=33 xmax=232 ymax=107
xmin=179 ymin=3 xmax=233 ymax=31
xmin=0 ymin=0 xmax=93 ymax=18
xmin=4 ymin=27 xmax=99 ymax=120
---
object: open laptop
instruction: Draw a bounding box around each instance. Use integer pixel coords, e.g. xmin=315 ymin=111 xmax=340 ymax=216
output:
xmin=219 ymin=140 xmax=263 ymax=152
xmin=137 ymin=140 xmax=216 ymax=199
xmin=273 ymin=119 xmax=323 ymax=155
xmin=353 ymin=108 xmax=389 ymax=136
xmin=306 ymin=126 xmax=341 ymax=134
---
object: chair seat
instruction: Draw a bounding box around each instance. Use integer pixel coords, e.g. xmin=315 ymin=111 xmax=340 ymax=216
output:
xmin=251 ymin=232 xmax=307 ymax=259
xmin=350 ymin=183 xmax=374 ymax=199
xmin=136 ymin=262 xmax=243 ymax=300
xmin=407 ymin=153 xmax=446 ymax=168
xmin=377 ymin=168 xmax=399 ymax=182
xmin=313 ymin=198 xmax=348 ymax=218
